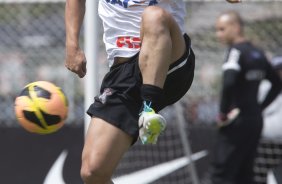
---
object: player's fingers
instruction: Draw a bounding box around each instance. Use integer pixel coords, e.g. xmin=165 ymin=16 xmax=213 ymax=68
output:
xmin=65 ymin=63 xmax=75 ymax=73
xmin=78 ymin=70 xmax=86 ymax=78
xmin=65 ymin=59 xmax=76 ymax=72
xmin=64 ymin=62 xmax=81 ymax=76
xmin=77 ymin=63 xmax=87 ymax=78
xmin=76 ymin=52 xmax=87 ymax=78
xmin=82 ymin=60 xmax=87 ymax=74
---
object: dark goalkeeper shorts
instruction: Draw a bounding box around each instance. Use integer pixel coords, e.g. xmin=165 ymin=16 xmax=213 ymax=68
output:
xmin=87 ymin=34 xmax=195 ymax=143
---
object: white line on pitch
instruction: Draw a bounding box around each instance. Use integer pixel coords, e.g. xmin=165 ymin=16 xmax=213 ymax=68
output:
xmin=43 ymin=150 xmax=68 ymax=184
xmin=113 ymin=150 xmax=208 ymax=184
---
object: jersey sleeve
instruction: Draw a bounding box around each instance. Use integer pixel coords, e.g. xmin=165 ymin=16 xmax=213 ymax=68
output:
xmin=222 ymin=48 xmax=241 ymax=72
xmin=220 ymin=48 xmax=241 ymax=114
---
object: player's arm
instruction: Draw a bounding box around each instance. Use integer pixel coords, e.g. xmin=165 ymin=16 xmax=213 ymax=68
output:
xmin=261 ymin=60 xmax=282 ymax=110
xmin=219 ymin=70 xmax=239 ymax=112
xmin=218 ymin=48 xmax=241 ymax=123
xmin=217 ymin=69 xmax=240 ymax=126
xmin=65 ymin=0 xmax=87 ymax=78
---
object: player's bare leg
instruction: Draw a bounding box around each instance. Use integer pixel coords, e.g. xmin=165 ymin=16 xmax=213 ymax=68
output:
xmin=139 ymin=6 xmax=186 ymax=88
xmin=80 ymin=118 xmax=133 ymax=184
xmin=138 ymin=6 xmax=186 ymax=144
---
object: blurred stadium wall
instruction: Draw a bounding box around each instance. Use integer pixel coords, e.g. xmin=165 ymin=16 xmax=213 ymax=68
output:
xmin=0 ymin=1 xmax=282 ymax=184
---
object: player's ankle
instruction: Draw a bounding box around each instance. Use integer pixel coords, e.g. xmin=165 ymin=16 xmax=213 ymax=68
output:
xmin=140 ymin=84 xmax=164 ymax=112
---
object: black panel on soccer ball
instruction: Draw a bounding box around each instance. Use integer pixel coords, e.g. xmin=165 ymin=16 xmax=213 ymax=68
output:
xmin=19 ymin=87 xmax=31 ymax=98
xmin=40 ymin=109 xmax=61 ymax=126
xmin=34 ymin=86 xmax=51 ymax=99
xmin=23 ymin=110 xmax=45 ymax=129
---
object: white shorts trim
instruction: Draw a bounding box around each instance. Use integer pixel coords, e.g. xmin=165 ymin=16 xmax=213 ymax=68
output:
xmin=167 ymin=48 xmax=190 ymax=75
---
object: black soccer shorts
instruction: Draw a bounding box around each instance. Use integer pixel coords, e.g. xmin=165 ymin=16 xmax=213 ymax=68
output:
xmin=87 ymin=34 xmax=195 ymax=143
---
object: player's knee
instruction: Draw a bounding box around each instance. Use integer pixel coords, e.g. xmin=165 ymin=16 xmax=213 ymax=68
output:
xmin=80 ymin=160 xmax=111 ymax=184
xmin=142 ymin=6 xmax=170 ymax=35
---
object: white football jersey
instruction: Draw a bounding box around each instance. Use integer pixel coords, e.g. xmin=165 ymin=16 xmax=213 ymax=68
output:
xmin=98 ymin=0 xmax=187 ymax=66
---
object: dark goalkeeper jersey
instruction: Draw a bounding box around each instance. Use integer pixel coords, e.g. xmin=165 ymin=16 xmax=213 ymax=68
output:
xmin=220 ymin=41 xmax=281 ymax=116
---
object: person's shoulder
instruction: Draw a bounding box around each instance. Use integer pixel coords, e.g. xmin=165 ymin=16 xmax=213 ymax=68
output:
xmin=234 ymin=41 xmax=265 ymax=55
xmin=232 ymin=41 xmax=251 ymax=49
xmin=230 ymin=42 xmax=247 ymax=54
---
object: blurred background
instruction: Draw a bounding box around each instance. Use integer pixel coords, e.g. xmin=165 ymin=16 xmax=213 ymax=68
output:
xmin=0 ymin=0 xmax=282 ymax=184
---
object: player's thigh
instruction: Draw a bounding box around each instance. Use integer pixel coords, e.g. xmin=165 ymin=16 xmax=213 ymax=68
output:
xmin=82 ymin=117 xmax=133 ymax=175
xmin=142 ymin=6 xmax=185 ymax=64
xmin=169 ymin=17 xmax=186 ymax=65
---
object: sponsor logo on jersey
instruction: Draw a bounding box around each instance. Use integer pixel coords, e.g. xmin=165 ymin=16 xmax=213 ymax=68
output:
xmin=116 ymin=36 xmax=141 ymax=49
xmin=245 ymin=70 xmax=266 ymax=81
xmin=105 ymin=0 xmax=158 ymax=8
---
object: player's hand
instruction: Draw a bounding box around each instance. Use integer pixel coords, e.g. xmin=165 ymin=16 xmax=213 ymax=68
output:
xmin=65 ymin=46 xmax=87 ymax=78
xmin=216 ymin=108 xmax=240 ymax=128
xmin=216 ymin=113 xmax=228 ymax=127
xmin=226 ymin=0 xmax=241 ymax=3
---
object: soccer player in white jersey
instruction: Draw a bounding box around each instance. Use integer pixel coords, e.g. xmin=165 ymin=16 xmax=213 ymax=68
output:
xmin=65 ymin=0 xmax=239 ymax=183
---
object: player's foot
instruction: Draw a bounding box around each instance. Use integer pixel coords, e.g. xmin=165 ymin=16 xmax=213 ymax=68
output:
xmin=138 ymin=102 xmax=166 ymax=144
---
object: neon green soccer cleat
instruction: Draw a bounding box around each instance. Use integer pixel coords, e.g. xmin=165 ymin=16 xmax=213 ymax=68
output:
xmin=138 ymin=102 xmax=166 ymax=144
